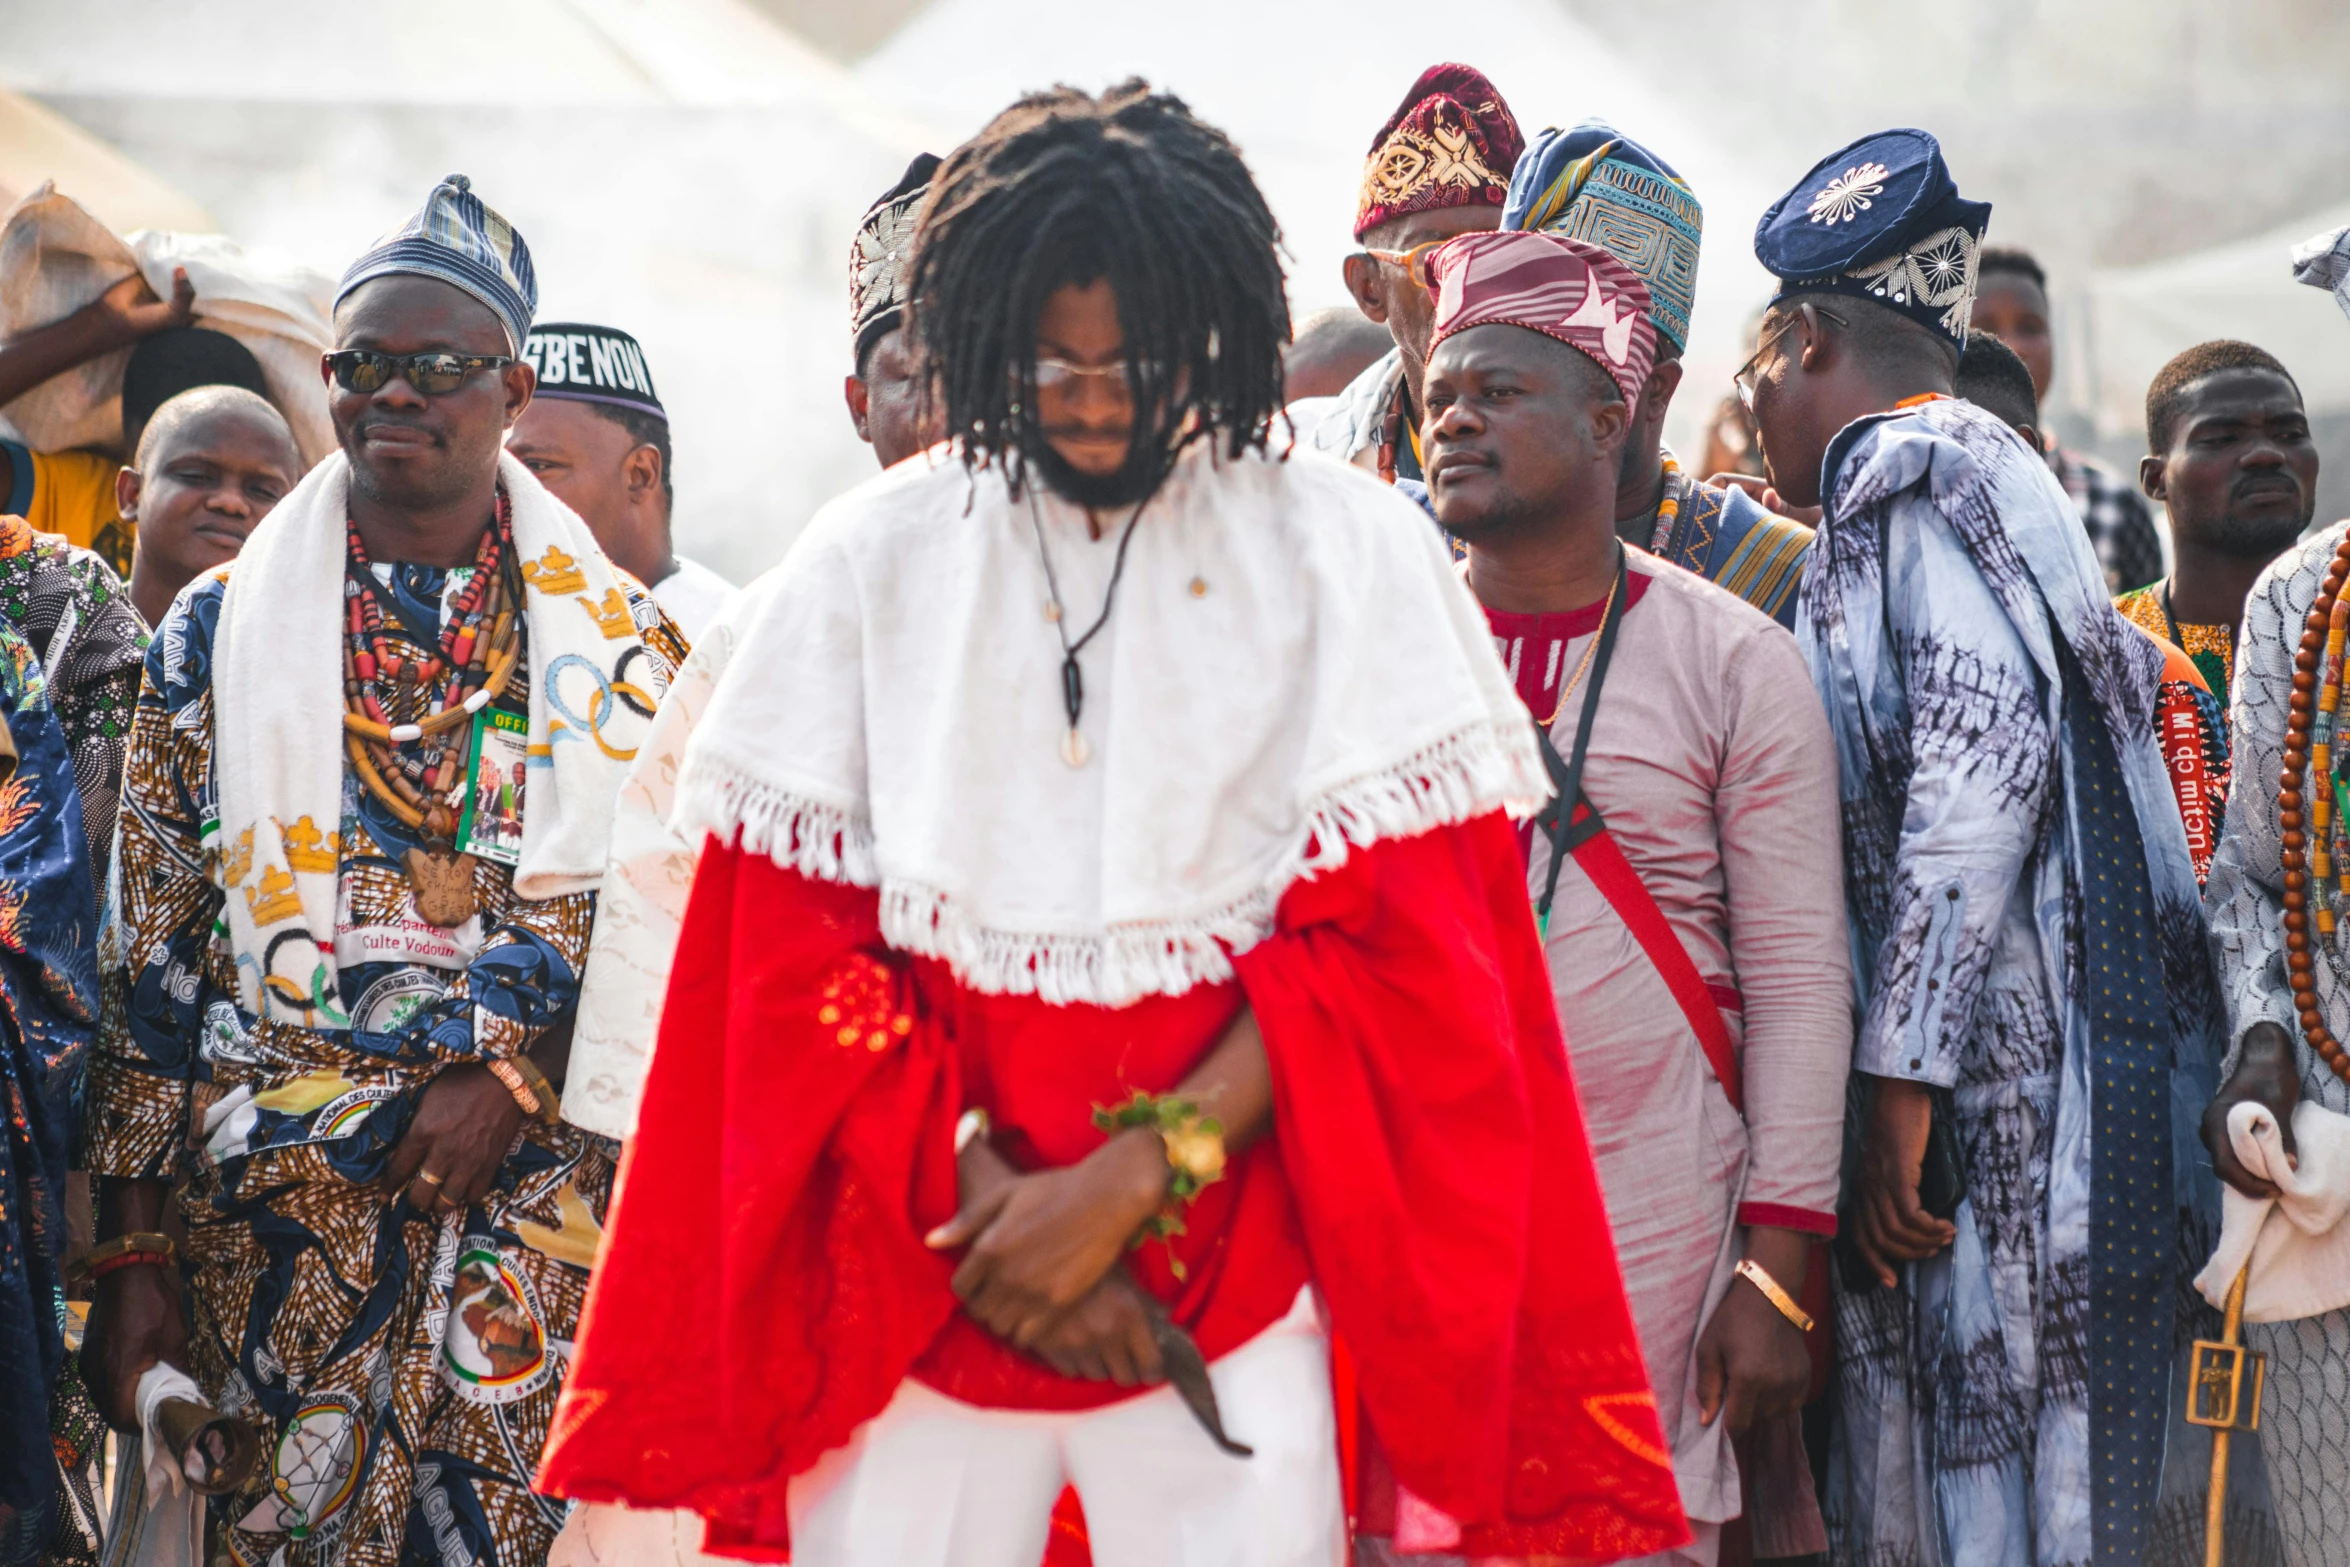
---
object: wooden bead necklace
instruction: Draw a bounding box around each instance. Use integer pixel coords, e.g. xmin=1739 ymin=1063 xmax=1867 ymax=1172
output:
xmin=2276 ymin=527 xmax=2350 ymax=1083
xmin=340 ymin=499 xmax=525 ymax=925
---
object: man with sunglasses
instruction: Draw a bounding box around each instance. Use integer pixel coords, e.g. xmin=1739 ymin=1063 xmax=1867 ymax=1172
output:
xmin=542 ymin=149 xmax=960 ymax=1567
xmin=1742 ymin=132 xmax=2245 ymax=1565
xmin=1309 ymin=64 xmax=1523 ymax=494
xmin=83 ymin=174 xmax=684 ymax=1567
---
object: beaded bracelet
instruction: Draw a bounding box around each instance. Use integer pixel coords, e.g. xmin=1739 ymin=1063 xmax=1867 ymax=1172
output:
xmin=80 ymin=1231 xmax=178 ymax=1284
xmin=1092 ymin=1090 xmax=1228 ymax=1279
xmin=488 ymin=1057 xmax=562 ymax=1125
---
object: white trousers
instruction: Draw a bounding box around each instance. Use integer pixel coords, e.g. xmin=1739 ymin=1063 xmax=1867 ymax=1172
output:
xmin=794 ymin=1286 xmax=1342 ymax=1567
xmin=548 ymin=1289 xmax=1343 ymax=1567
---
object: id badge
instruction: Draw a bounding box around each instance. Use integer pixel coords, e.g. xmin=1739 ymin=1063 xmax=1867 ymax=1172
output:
xmin=456 ymin=708 xmax=529 ymax=867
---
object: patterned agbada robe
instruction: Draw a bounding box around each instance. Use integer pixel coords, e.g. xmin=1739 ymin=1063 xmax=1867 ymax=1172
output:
xmin=87 ymin=537 xmax=682 ymax=1567
xmin=1799 ymin=397 xmax=2254 ymax=1567
xmin=0 ymin=514 xmax=147 ymax=890
xmin=1630 ymin=461 xmax=1814 ymax=633
xmin=0 ymin=516 xmax=144 ymax=1567
xmin=0 ymin=628 xmax=99 ymax=1567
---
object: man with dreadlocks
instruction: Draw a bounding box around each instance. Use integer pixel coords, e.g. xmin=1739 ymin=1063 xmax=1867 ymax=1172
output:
xmin=541 ymin=81 xmax=1687 ymax=1567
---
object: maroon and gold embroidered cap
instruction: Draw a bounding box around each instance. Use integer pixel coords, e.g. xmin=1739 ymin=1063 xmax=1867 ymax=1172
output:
xmin=1425 ymin=230 xmax=1657 ymax=416
xmin=1354 ymin=64 xmax=1526 ymax=242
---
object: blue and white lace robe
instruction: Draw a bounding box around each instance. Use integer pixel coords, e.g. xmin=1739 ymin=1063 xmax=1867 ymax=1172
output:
xmin=1800 ymin=397 xmax=2251 ymax=1567
xmin=2204 ymin=523 xmax=2350 ymax=1567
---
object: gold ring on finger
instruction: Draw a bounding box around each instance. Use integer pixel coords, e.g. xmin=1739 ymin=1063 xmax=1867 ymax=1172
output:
xmin=417 ymin=1170 xmax=445 ymax=1187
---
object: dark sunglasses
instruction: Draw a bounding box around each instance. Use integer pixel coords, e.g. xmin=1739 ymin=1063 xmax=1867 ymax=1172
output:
xmin=327 ymin=350 xmax=514 ymax=396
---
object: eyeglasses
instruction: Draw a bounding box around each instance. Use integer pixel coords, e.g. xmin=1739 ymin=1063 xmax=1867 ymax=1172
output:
xmin=1032 ymin=357 xmax=1161 ymax=399
xmin=327 ymin=350 xmax=515 ymax=396
xmin=1360 ymin=240 xmax=1444 ymax=290
xmin=1734 ymin=306 xmax=1844 ymax=412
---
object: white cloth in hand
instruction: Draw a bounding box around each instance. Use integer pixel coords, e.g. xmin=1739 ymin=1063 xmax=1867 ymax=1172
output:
xmin=101 ymin=1363 xmax=207 ymax=1567
xmin=2195 ymin=1098 xmax=2350 ymax=1323
xmin=134 ymin=1362 xmax=205 ymax=1498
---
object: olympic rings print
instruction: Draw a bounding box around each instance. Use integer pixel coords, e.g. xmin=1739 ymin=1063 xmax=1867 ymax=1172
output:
xmin=543 ymin=653 xmax=653 ymax=762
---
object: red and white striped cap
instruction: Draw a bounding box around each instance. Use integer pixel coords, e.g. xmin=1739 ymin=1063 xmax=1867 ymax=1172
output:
xmin=1424 ymin=230 xmax=1657 ymax=414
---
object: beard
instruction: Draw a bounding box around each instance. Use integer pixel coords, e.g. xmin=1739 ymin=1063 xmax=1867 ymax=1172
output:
xmin=2202 ymin=502 xmax=2312 ymax=559
xmin=1437 ymin=474 xmax=1541 ymax=544
xmin=1025 ymin=426 xmax=1179 ymax=512
xmin=341 ymin=418 xmax=496 ymax=514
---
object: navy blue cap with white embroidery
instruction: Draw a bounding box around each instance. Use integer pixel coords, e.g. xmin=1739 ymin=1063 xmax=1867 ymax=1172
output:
xmin=1752 ymin=128 xmax=1991 ymax=346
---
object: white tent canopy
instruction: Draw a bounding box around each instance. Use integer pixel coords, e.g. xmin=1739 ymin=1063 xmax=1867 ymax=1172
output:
xmin=0 ymin=87 xmax=212 ymax=234
xmin=0 ymin=0 xmax=927 ymax=580
xmin=2065 ymin=204 xmax=2350 ymax=442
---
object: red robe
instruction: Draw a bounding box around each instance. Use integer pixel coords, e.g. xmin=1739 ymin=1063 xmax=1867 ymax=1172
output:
xmin=539 ymin=813 xmax=1687 ymax=1562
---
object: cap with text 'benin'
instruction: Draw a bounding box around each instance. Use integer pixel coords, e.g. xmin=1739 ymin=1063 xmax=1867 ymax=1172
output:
xmin=523 ymin=323 xmax=663 ymax=420
xmin=1752 ymin=128 xmax=1991 ymax=347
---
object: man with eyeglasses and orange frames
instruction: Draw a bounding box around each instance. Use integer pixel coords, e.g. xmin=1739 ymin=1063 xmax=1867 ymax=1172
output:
xmin=82 ymin=174 xmax=684 ymax=1566
xmin=1308 ymin=64 xmax=1523 ymax=500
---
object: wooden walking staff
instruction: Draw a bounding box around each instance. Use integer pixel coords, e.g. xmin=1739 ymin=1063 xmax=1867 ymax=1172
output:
xmin=2189 ymin=1262 xmax=2262 ymax=1567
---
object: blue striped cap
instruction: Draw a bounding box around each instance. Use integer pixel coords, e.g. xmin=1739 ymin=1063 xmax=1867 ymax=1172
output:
xmin=336 ymin=174 xmax=537 ymax=352
xmin=1503 ymin=123 xmax=1701 ymax=352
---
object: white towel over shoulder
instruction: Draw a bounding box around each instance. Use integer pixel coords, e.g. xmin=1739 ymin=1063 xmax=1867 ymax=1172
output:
xmin=209 ymin=450 xmax=663 ymax=1029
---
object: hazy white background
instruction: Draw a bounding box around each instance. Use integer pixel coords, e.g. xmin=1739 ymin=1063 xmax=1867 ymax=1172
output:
xmin=5 ymin=0 xmax=2346 ymax=581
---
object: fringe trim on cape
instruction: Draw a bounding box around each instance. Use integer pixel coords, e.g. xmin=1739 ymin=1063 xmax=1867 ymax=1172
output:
xmin=674 ymin=758 xmax=878 ymax=888
xmin=677 ymin=718 xmax=1547 ymax=1008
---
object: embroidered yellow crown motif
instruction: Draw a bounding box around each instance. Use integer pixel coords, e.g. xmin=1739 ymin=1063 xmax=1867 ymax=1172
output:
xmin=521 ymin=546 xmax=586 ymax=596
xmin=576 ymin=588 xmax=635 ymax=641
xmin=221 ymin=826 xmax=254 ymax=888
xmin=245 ymin=864 xmax=302 ymax=926
xmin=279 ymin=816 xmax=339 ymax=875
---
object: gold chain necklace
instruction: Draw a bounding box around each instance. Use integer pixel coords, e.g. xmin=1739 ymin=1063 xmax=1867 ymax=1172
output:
xmin=1545 ymin=569 xmax=1621 ymax=727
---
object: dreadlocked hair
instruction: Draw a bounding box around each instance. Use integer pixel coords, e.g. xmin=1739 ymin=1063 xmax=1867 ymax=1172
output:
xmin=910 ymin=79 xmax=1290 ymax=499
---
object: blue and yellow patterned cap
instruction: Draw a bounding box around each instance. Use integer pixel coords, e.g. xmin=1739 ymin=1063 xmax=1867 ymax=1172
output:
xmin=1502 ymin=122 xmax=1701 ymax=353
xmin=336 ymin=174 xmax=537 ymax=353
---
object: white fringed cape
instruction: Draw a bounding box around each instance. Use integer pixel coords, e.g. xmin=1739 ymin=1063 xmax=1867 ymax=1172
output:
xmin=674 ymin=441 xmax=1546 ymax=1010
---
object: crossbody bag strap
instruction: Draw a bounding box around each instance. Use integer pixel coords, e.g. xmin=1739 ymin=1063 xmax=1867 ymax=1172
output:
xmin=1566 ymin=822 xmax=1744 ymax=1116
xmin=1531 ymin=543 xmax=1743 ymax=1116
xmin=1532 ymin=545 xmax=1627 ymax=930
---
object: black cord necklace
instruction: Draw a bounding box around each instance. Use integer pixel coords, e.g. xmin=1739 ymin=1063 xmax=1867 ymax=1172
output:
xmin=1027 ymin=490 xmax=1152 ymax=767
